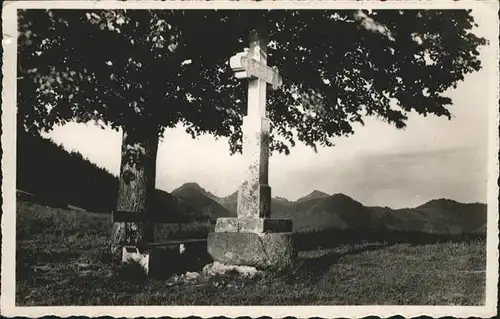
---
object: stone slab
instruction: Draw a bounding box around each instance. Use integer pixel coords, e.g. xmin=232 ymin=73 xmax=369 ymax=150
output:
xmin=207 ymin=232 xmax=296 ymax=270
xmin=215 ymin=217 xmax=292 ymax=233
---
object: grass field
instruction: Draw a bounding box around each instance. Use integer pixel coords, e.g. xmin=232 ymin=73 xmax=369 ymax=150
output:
xmin=16 ymin=200 xmax=486 ymax=306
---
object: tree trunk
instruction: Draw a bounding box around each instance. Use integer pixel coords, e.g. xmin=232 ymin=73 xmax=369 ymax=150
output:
xmin=111 ymin=124 xmax=159 ymax=261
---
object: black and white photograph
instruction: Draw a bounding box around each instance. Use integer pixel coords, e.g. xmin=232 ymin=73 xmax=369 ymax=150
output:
xmin=2 ymin=1 xmax=499 ymax=317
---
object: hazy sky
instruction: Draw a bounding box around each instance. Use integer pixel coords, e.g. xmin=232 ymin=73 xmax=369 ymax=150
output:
xmin=45 ymin=8 xmax=495 ymax=208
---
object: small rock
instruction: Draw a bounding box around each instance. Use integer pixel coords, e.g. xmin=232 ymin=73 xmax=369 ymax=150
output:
xmin=166 ymin=274 xmax=180 ymax=286
xmin=202 ymin=262 xmax=260 ymax=279
xmin=185 ymin=271 xmax=200 ymax=281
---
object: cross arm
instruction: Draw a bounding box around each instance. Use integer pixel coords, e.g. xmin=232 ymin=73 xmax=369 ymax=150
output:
xmin=229 ymin=52 xmax=283 ymax=90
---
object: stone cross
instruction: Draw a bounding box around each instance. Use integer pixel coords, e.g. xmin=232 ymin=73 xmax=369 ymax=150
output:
xmin=229 ymin=29 xmax=282 ymax=220
xmin=207 ymin=29 xmax=294 ymax=270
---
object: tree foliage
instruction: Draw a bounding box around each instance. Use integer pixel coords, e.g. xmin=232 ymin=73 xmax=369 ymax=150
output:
xmin=18 ymin=9 xmax=486 ymax=154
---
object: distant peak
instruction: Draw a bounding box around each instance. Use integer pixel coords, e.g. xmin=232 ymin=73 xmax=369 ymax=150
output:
xmin=175 ymin=182 xmax=203 ymax=190
xmin=173 ymin=182 xmax=217 ymax=198
xmin=418 ymin=198 xmax=461 ymax=208
xmin=330 ymin=193 xmax=354 ymax=201
xmin=297 ymin=190 xmax=330 ymax=202
xmin=310 ymin=190 xmax=330 ymax=196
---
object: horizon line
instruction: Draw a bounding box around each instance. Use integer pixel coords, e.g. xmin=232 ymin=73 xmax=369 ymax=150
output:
xmin=167 ymin=182 xmax=488 ymax=209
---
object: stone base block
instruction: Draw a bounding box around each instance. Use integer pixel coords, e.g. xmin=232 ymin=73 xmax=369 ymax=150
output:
xmin=215 ymin=217 xmax=292 ymax=233
xmin=207 ymin=232 xmax=296 ymax=270
xmin=122 ymin=246 xmax=150 ymax=274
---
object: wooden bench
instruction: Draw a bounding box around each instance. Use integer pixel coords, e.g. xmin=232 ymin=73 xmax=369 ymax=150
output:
xmin=112 ymin=210 xmax=208 ymax=274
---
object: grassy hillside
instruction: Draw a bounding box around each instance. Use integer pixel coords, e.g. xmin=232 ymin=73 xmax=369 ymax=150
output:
xmin=17 ymin=130 xmax=118 ymax=212
xmin=16 ymin=200 xmax=486 ymax=306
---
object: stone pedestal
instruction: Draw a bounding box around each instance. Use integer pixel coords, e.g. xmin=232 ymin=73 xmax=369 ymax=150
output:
xmin=207 ymin=231 xmax=296 ymax=270
xmin=208 ymin=216 xmax=296 ymax=269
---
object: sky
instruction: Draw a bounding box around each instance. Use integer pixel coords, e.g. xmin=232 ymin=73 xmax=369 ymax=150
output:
xmin=44 ymin=8 xmax=496 ymax=209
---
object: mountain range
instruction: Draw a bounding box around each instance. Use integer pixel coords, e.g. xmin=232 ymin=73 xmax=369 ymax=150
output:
xmin=166 ymin=182 xmax=487 ymax=236
xmin=16 ymin=133 xmax=487 ymax=237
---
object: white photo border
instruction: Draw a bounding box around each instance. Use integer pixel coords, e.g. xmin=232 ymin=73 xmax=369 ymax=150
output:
xmin=2 ymin=1 xmax=499 ymax=317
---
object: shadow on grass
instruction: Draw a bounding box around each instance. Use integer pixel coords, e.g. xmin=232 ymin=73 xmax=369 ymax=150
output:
xmin=117 ymin=262 xmax=149 ymax=283
xmin=16 ymin=248 xmax=84 ymax=280
xmin=148 ymin=241 xmax=213 ymax=280
xmin=290 ymin=243 xmax=394 ymax=283
xmin=294 ymin=229 xmax=486 ymax=252
xmin=18 ymin=249 xmax=82 ymax=264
